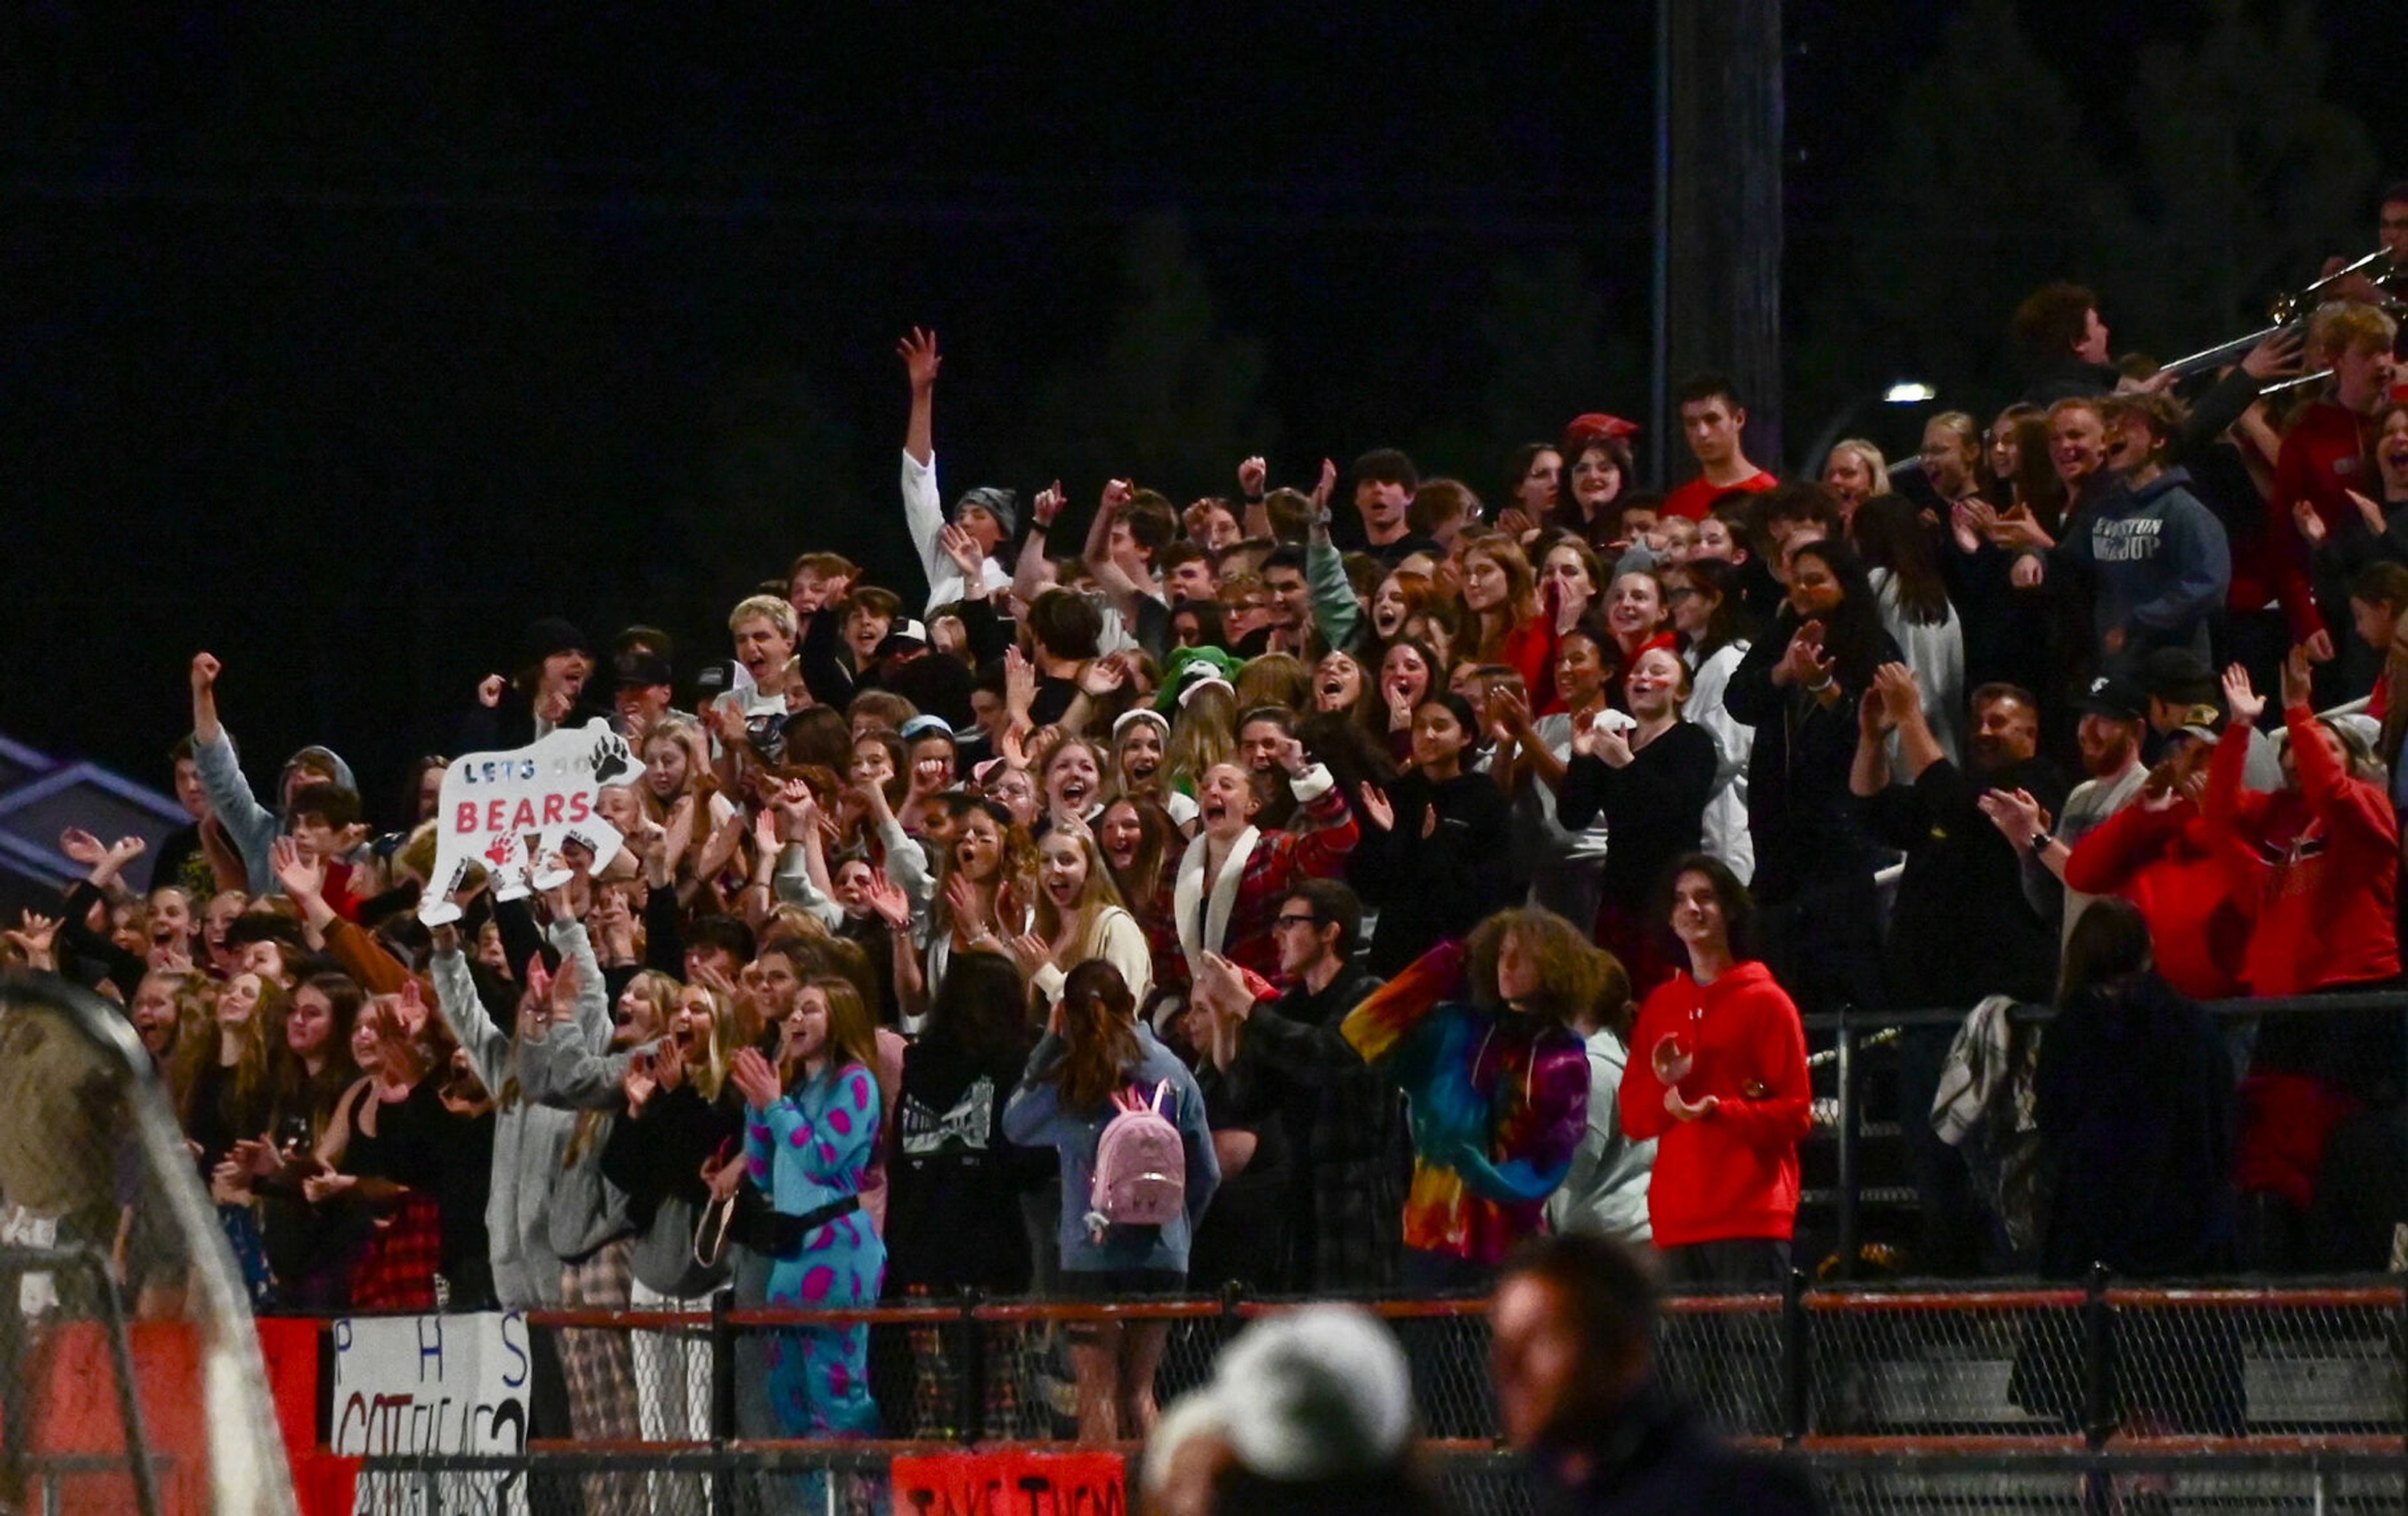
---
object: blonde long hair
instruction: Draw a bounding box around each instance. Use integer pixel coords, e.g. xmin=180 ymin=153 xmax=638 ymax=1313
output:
xmin=1031 ymin=827 xmax=1133 ymax=957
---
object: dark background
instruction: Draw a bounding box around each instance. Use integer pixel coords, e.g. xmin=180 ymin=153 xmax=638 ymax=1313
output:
xmin=5 ymin=1 xmax=2402 ymax=825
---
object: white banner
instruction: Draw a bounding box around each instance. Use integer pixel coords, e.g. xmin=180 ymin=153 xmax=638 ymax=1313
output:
xmin=421 ymin=719 xmax=635 ymax=924
xmin=332 ymin=1310 xmax=530 ymax=1515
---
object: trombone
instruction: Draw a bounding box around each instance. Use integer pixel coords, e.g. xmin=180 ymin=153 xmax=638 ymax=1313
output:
xmin=2160 ymin=248 xmax=2405 ymax=382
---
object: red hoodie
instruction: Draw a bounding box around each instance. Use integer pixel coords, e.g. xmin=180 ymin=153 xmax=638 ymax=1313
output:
xmin=2061 ymin=797 xmax=2249 ymax=1002
xmin=2202 ymin=702 xmax=2400 ymax=995
xmin=1619 ymin=960 xmax=1812 ymax=1248
xmin=2251 ymin=402 xmax=2375 ymax=642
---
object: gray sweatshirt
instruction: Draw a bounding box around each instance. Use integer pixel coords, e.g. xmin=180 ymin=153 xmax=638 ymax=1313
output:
xmin=430 ymin=920 xmax=613 ymax=1307
xmin=192 ymin=729 xmax=357 ymax=894
xmin=1543 ymin=1029 xmax=1657 ymax=1244
xmin=2063 ymin=468 xmax=2231 ymax=666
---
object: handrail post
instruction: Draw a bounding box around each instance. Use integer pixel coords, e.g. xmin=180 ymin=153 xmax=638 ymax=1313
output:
xmin=1780 ymin=1268 xmax=1809 ymax=1446
xmin=1834 ymin=1007 xmax=1858 ymax=1281
xmin=709 ymin=1287 xmax=736 ymax=1516
xmin=2396 ymin=1273 xmax=2408 ymax=1458
xmin=83 ymin=1248 xmax=164 ymax=1516
xmin=956 ymin=1287 xmax=986 ymax=1446
xmin=2080 ymin=1262 xmax=2114 ymax=1516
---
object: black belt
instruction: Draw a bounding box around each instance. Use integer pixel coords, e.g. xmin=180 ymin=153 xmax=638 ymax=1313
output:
xmin=759 ymin=1195 xmax=862 ymax=1258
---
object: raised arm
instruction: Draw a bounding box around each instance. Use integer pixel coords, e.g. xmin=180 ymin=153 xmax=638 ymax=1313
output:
xmin=541 ymin=888 xmax=611 ymax=1050
xmin=2200 ymin=663 xmax=2264 ymax=837
xmin=1279 ymin=754 xmax=1360 ymax=878
xmin=186 ymin=653 xmax=277 ymax=881
xmin=1014 ymin=482 xmax=1067 ymax=606
xmin=1083 ymin=479 xmax=1147 ymax=609
xmin=1341 ymin=938 xmax=1465 ymax=1068
xmin=1299 ymin=461 xmax=1363 ymax=649
xmin=898 ymin=327 xmax=948 ymax=589
xmin=1001 ymin=1032 xmax=1077 ymax=1147
xmin=426 ymin=932 xmax=512 ymax=1093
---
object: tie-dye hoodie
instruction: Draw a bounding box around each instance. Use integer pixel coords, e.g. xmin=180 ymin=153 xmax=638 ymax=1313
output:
xmin=1342 ymin=940 xmax=1588 ymax=1264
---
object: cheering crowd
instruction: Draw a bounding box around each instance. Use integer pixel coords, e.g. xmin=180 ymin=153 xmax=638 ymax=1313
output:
xmin=11 ymin=206 xmax=2408 ymax=1467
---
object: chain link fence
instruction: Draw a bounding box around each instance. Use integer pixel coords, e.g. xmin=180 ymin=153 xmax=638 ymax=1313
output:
xmin=497 ymin=1279 xmax=2408 ymax=1451
xmin=321 ymin=1273 xmax=2408 ymax=1516
xmin=351 ymin=1446 xmax=2408 ymax=1516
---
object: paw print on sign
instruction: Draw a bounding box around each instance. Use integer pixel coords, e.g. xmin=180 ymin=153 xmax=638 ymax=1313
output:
xmin=589 ymin=729 xmax=635 ymax=787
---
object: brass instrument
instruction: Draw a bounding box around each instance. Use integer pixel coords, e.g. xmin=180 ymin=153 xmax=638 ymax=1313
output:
xmin=2161 ymin=247 xmax=2405 ymax=382
xmin=2268 ymin=247 xmax=2404 ymax=324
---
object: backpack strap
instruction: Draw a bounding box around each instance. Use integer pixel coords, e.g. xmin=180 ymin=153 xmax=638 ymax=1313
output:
xmin=1150 ymin=1079 xmax=1172 ymax=1115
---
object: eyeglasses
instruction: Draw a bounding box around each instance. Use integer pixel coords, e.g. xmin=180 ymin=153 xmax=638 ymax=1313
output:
xmin=1274 ymin=913 xmax=1321 ymax=929
xmin=1662 ymin=586 xmax=1699 ymax=602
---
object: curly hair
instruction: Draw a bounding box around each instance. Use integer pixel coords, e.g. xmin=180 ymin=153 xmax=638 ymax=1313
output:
xmin=1463 ymin=907 xmax=1629 ymax=1029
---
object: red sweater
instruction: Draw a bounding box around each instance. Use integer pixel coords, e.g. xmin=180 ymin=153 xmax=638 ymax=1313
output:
xmin=1662 ymin=469 xmax=1777 ymax=522
xmin=2061 ymin=798 xmax=2250 ymax=1002
xmin=2257 ymin=403 xmax=2375 ymax=639
xmin=1499 ymin=615 xmax=1560 ymax=714
xmin=2202 ymin=703 xmax=2401 ymax=995
xmin=1619 ymin=961 xmax=1812 ymax=1247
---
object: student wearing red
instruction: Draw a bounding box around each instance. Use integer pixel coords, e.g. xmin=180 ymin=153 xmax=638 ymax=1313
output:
xmin=2205 ymin=650 xmax=2402 ymax=1261
xmin=1661 ymin=375 xmax=1778 ymax=522
xmin=2059 ymin=732 xmax=2249 ymax=1003
xmin=2269 ymin=302 xmax=2399 ymax=654
xmin=1619 ymin=855 xmax=1812 ymax=1285
xmin=2204 ymin=652 xmax=2400 ymax=1004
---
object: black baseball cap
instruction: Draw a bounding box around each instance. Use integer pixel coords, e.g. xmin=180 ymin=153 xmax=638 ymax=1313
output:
xmin=2073 ymin=672 xmax=2147 ymax=722
xmin=613 ymin=649 xmax=673 ymax=690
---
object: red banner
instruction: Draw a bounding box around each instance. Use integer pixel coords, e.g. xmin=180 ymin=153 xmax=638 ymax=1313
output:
xmin=889 ymin=1450 xmax=1127 ymax=1516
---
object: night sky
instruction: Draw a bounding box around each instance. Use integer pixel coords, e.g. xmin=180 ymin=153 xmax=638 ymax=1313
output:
xmin=5 ymin=3 xmax=2402 ymax=823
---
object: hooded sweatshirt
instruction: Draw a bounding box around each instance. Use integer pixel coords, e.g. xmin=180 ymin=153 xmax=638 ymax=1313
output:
xmin=192 ymin=731 xmax=359 ymax=895
xmin=1619 ymin=961 xmax=1812 ymax=1248
xmin=2202 ymin=702 xmax=2400 ymax=997
xmin=2061 ymin=797 xmax=2249 ymax=1002
xmin=2062 ymin=467 xmax=2231 ymax=667
xmin=428 ymin=920 xmax=612 ymax=1308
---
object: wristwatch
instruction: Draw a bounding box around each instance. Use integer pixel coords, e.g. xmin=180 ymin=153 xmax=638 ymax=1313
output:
xmin=2027 ymin=830 xmax=2052 ymax=856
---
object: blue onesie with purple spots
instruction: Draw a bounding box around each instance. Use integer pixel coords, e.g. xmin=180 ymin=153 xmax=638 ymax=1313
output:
xmin=746 ymin=1059 xmax=885 ymax=1436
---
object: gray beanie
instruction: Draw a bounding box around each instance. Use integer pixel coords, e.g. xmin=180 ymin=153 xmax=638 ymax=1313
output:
xmin=953 ymin=485 xmax=1019 ymax=539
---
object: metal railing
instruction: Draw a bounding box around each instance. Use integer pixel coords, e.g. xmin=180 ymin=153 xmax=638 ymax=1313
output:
xmin=1801 ymin=989 xmax=2408 ymax=1278
xmin=295 ymin=1275 xmax=2408 ymax=1515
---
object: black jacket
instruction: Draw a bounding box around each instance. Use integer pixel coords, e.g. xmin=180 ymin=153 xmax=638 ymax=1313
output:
xmin=1866 ymin=753 xmax=2069 ymax=1009
xmin=1238 ymin=963 xmax=1403 ymax=1291
xmin=885 ymin=1031 xmax=1046 ymax=1292
xmin=1531 ymin=1382 xmax=1822 ymax=1516
xmin=1722 ymin=617 xmax=1904 ymax=906
xmin=1559 ymin=723 xmax=1717 ymax=914
xmin=1355 ymin=770 xmax=1516 ymax=975
xmin=2035 ymin=972 xmax=2236 ymax=1280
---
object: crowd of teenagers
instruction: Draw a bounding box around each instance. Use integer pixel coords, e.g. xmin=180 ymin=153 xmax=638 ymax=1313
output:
xmin=14 ymin=221 xmax=2408 ymax=1454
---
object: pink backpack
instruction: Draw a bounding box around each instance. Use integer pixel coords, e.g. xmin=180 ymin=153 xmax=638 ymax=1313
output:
xmin=1084 ymin=1081 xmax=1186 ymax=1240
